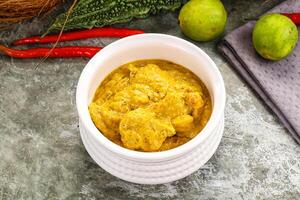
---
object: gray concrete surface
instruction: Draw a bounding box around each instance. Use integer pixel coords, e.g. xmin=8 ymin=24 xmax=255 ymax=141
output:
xmin=0 ymin=0 xmax=299 ymax=199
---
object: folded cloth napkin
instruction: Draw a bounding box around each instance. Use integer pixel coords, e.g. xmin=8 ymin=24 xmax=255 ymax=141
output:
xmin=218 ymin=0 xmax=300 ymax=144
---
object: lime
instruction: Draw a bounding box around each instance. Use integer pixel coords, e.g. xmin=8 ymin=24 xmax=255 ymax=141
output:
xmin=252 ymin=13 xmax=298 ymax=61
xmin=178 ymin=0 xmax=227 ymax=41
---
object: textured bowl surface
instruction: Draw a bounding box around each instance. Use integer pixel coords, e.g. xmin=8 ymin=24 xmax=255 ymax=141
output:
xmin=76 ymin=34 xmax=226 ymax=184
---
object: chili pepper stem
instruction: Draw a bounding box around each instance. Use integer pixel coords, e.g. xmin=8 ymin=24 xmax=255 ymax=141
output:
xmin=0 ymin=45 xmax=15 ymax=57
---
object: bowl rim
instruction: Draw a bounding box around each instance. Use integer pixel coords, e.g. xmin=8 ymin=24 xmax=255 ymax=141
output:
xmin=76 ymin=33 xmax=226 ymax=161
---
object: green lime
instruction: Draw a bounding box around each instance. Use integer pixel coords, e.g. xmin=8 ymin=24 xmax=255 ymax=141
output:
xmin=252 ymin=13 xmax=298 ymax=61
xmin=178 ymin=0 xmax=227 ymax=41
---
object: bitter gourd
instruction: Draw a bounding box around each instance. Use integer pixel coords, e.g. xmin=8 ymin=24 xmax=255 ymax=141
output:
xmin=47 ymin=0 xmax=183 ymax=33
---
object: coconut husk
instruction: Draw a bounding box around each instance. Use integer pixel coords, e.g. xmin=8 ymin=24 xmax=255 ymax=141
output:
xmin=0 ymin=0 xmax=63 ymax=25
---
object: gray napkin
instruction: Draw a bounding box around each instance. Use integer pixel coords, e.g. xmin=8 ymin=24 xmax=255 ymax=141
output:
xmin=218 ymin=0 xmax=300 ymax=144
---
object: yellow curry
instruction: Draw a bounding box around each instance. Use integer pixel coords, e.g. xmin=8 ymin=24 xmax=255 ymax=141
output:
xmin=89 ymin=60 xmax=212 ymax=152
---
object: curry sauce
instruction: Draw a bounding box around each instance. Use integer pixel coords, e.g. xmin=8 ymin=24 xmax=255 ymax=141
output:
xmin=89 ymin=60 xmax=212 ymax=152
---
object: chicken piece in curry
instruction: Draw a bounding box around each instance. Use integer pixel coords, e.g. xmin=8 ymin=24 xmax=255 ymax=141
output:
xmin=89 ymin=60 xmax=212 ymax=152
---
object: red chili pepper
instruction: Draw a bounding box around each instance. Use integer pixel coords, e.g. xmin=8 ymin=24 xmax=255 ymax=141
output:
xmin=281 ymin=13 xmax=300 ymax=25
xmin=13 ymin=28 xmax=145 ymax=46
xmin=0 ymin=45 xmax=102 ymax=59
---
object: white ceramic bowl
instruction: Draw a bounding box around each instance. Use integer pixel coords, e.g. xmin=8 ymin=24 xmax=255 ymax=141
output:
xmin=76 ymin=34 xmax=226 ymax=184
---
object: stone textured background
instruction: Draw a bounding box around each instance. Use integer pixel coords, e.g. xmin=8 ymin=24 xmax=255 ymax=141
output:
xmin=0 ymin=0 xmax=299 ymax=199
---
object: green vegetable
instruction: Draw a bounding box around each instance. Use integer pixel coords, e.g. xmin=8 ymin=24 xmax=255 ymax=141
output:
xmin=179 ymin=0 xmax=227 ymax=41
xmin=47 ymin=0 xmax=183 ymax=33
xmin=252 ymin=13 xmax=298 ymax=61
